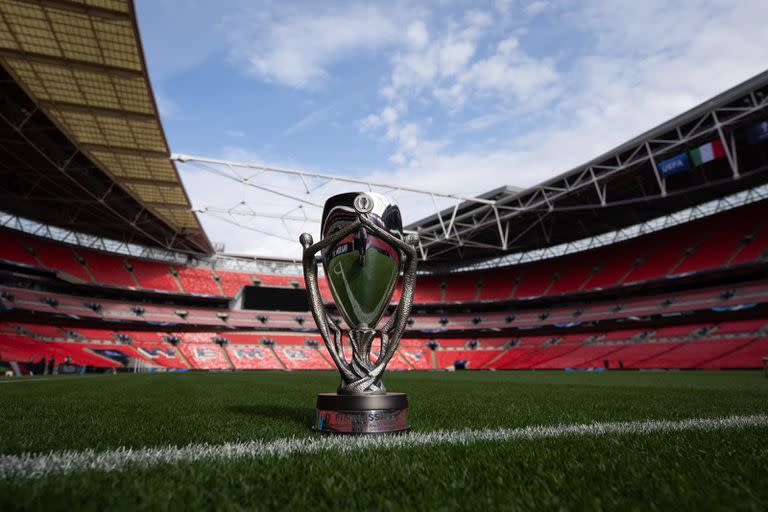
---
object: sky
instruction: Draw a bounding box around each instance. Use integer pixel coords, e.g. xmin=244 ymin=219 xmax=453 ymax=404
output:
xmin=134 ymin=0 xmax=768 ymax=259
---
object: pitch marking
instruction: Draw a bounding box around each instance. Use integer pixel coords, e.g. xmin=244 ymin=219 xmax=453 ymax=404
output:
xmin=0 ymin=375 xmax=111 ymax=385
xmin=1 ymin=414 xmax=766 ymax=480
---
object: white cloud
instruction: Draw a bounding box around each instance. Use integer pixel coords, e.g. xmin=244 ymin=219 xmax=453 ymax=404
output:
xmin=358 ymin=0 xmax=768 ymax=183
xmin=406 ymin=21 xmax=429 ymax=48
xmin=524 ymin=1 xmax=548 ymax=17
xmin=460 ymin=38 xmax=558 ymax=101
xmin=225 ymin=130 xmax=245 ymax=138
xmin=178 ymin=0 xmax=768 ymax=258
xmin=224 ymin=4 xmax=418 ymax=88
xmin=361 ymin=6 xmax=559 ymax=164
xmin=155 ymin=91 xmax=178 ymax=119
xmin=284 ymin=107 xmax=332 ymax=135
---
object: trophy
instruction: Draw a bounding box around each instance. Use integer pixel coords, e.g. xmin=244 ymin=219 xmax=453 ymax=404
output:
xmin=300 ymin=192 xmax=418 ymax=434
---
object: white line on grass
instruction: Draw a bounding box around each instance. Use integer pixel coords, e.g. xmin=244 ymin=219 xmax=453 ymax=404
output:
xmin=1 ymin=414 xmax=766 ymax=480
xmin=0 ymin=375 xmax=112 ymax=385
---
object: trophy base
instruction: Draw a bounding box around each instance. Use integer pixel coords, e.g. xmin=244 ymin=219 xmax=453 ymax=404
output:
xmin=314 ymin=392 xmax=409 ymax=434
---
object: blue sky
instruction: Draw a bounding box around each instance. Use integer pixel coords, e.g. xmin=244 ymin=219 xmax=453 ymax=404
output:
xmin=135 ymin=0 xmax=768 ymax=258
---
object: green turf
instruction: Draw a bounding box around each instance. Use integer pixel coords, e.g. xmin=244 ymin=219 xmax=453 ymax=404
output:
xmin=1 ymin=371 xmax=767 ymax=510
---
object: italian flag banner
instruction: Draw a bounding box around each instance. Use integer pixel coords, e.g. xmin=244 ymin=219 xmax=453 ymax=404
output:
xmin=690 ymin=139 xmax=725 ymax=166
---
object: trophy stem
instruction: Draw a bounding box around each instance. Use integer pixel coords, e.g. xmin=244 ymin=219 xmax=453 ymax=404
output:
xmin=349 ymin=328 xmax=375 ymax=372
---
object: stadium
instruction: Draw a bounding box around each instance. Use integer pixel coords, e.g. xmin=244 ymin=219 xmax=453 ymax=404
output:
xmin=0 ymin=0 xmax=767 ymax=509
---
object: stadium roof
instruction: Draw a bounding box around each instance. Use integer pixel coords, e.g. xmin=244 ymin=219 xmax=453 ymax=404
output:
xmin=0 ymin=0 xmax=211 ymax=254
xmin=407 ymin=70 xmax=768 ymax=263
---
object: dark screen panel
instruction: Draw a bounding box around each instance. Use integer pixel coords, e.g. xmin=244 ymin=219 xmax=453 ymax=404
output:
xmin=241 ymin=286 xmax=310 ymax=311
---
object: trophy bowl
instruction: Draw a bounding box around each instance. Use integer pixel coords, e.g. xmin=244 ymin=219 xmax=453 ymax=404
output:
xmin=300 ymin=192 xmax=418 ymax=434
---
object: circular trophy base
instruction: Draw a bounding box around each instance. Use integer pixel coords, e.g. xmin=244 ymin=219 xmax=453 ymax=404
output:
xmin=314 ymin=392 xmax=409 ymax=435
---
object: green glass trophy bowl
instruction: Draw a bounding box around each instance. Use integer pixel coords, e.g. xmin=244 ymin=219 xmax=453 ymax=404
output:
xmin=300 ymin=192 xmax=418 ymax=434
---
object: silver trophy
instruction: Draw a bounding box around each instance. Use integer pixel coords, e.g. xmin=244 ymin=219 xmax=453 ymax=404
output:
xmin=300 ymin=192 xmax=418 ymax=434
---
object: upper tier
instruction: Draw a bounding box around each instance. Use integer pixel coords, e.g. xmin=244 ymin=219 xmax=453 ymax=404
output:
xmin=1 ymin=199 xmax=767 ymax=304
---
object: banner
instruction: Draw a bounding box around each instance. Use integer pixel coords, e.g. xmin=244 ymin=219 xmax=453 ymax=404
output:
xmin=690 ymin=139 xmax=725 ymax=166
xmin=658 ymin=152 xmax=690 ymax=177
xmin=746 ymin=120 xmax=768 ymax=144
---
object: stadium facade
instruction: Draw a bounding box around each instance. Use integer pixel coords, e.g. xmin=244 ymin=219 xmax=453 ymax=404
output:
xmin=1 ymin=0 xmax=767 ymax=375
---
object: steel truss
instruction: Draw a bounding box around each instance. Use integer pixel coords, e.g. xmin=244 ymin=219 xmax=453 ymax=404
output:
xmin=171 ymin=154 xmax=506 ymax=243
xmin=173 ymin=71 xmax=768 ymax=263
xmin=437 ymin=183 xmax=768 ymax=273
xmin=0 ymin=211 xmax=188 ymax=265
xmin=2 ymin=182 xmax=765 ymax=279
xmin=413 ymin=71 xmax=768 ymax=260
xmin=0 ymin=211 xmax=304 ymax=276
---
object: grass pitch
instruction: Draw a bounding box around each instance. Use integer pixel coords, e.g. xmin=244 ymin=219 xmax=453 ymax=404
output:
xmin=1 ymin=370 xmax=767 ymax=510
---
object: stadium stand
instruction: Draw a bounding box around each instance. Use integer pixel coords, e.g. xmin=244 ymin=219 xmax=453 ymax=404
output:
xmin=707 ymin=337 xmax=768 ymax=368
xmin=175 ymin=267 xmax=223 ymax=295
xmin=547 ymin=253 xmax=596 ymax=295
xmin=399 ymin=347 xmax=434 ymax=369
xmin=2 ymin=317 xmax=767 ymax=371
xmin=1 ymin=29 xmax=768 ymax=378
xmin=444 ymin=273 xmax=480 ymax=302
xmin=273 ymin=345 xmax=333 ymax=370
xmin=645 ymin=338 xmax=757 ymax=369
xmin=604 ymin=342 xmax=685 ymax=369
xmin=382 ymin=351 xmax=411 ymax=370
xmin=128 ymin=259 xmax=180 ymax=292
xmin=435 ymin=349 xmax=504 ymax=369
xmin=78 ymin=250 xmax=136 ymax=288
xmin=672 ymin=208 xmax=762 ymax=274
xmin=414 ymin=276 xmax=443 ymax=303
xmin=226 ymin=344 xmax=284 ymax=370
xmin=178 ymin=343 xmax=231 ymax=370
xmin=217 ymin=272 xmax=254 ymax=297
xmin=533 ymin=344 xmax=625 ymax=369
xmin=133 ymin=342 xmax=188 ymax=369
xmin=23 ymin=238 xmax=92 ymax=283
xmin=0 ymin=230 xmax=38 ymax=266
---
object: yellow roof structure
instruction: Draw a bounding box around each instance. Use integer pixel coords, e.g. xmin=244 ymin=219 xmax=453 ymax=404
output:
xmin=0 ymin=0 xmax=211 ymax=253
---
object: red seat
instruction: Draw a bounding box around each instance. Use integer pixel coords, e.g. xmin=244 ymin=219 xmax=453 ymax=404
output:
xmin=503 ymin=344 xmax=581 ymax=369
xmin=79 ymin=250 xmax=135 ymax=287
xmin=226 ymin=344 xmax=284 ymax=369
xmin=444 ymin=273 xmax=479 ymax=302
xmin=24 ymin=238 xmax=91 ymax=282
xmin=0 ymin=229 xmax=38 ymax=266
xmin=399 ymin=348 xmax=432 ymax=369
xmin=273 ymin=345 xmax=332 ymax=369
xmin=217 ymin=272 xmax=254 ymax=296
xmin=645 ymin=339 xmax=754 ymax=368
xmin=673 ymin=209 xmax=757 ymax=274
xmin=178 ymin=343 xmax=231 ymax=370
xmin=534 ymin=344 xmax=625 ymax=369
xmin=608 ymin=342 xmax=684 ymax=368
xmin=435 ymin=349 xmax=502 ymax=369
xmin=133 ymin=342 xmax=188 ymax=368
xmin=583 ymin=238 xmax=645 ymax=290
xmin=547 ymin=253 xmax=595 ymax=295
xmin=624 ymin=228 xmax=701 ymax=284
xmin=706 ymin=337 xmax=768 ymax=368
xmin=513 ymin=260 xmax=560 ymax=298
xmin=414 ymin=276 xmax=443 ymax=303
xmin=128 ymin=259 xmax=179 ymax=292
xmin=176 ymin=267 xmax=222 ymax=295
xmin=730 ymin=224 xmax=768 ymax=265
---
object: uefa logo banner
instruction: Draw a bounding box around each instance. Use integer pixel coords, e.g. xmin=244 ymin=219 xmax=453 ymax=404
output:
xmin=300 ymin=192 xmax=418 ymax=434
